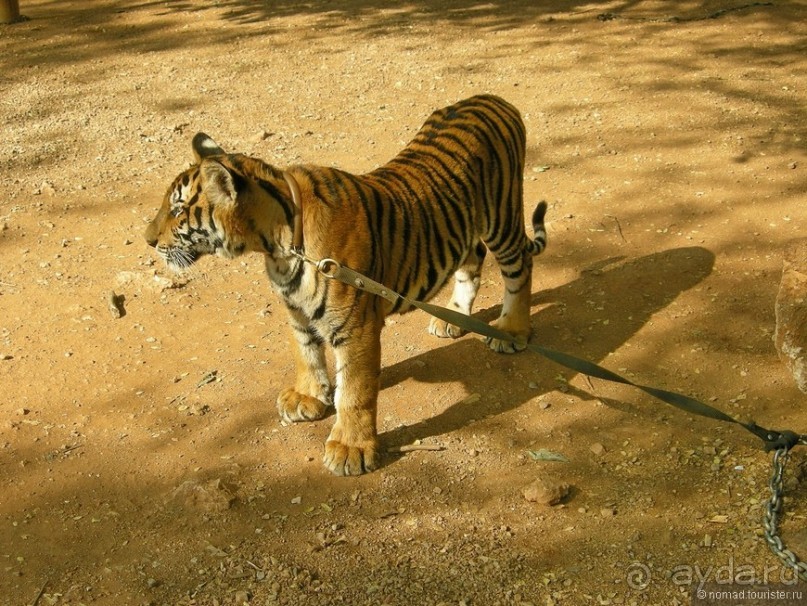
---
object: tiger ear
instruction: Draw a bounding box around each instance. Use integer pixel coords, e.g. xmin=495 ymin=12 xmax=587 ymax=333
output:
xmin=192 ymin=132 xmax=226 ymax=162
xmin=200 ymin=159 xmax=238 ymax=206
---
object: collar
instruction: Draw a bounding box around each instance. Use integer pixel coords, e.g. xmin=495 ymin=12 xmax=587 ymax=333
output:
xmin=282 ymin=171 xmax=304 ymax=252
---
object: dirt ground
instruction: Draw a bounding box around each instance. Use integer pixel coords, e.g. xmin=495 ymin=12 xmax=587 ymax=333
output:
xmin=1 ymin=1 xmax=806 ymax=605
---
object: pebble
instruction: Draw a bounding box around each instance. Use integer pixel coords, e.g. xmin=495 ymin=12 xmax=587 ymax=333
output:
xmin=106 ymin=290 xmax=125 ymax=319
xmin=235 ymin=589 xmax=251 ymax=603
xmin=461 ymin=393 xmax=481 ymax=405
xmin=522 ymin=478 xmax=571 ymax=505
xmin=170 ymin=479 xmax=235 ymax=513
xmin=600 ymin=506 xmax=616 ymax=517
xmin=589 ymin=442 xmax=606 ymax=456
xmin=538 ymin=400 xmax=551 ymax=410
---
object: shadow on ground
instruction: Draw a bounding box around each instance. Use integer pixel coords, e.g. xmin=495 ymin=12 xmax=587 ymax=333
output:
xmin=381 ymin=246 xmax=715 ymax=457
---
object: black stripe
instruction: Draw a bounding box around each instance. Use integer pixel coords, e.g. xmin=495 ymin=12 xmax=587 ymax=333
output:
xmin=259 ymin=234 xmax=274 ymax=254
xmin=207 ymin=205 xmax=217 ymax=232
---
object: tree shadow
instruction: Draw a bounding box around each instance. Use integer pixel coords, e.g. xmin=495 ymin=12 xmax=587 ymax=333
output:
xmin=378 ymin=246 xmax=715 ymax=461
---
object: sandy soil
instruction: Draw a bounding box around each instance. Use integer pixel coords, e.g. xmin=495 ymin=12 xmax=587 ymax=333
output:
xmin=1 ymin=1 xmax=806 ymax=605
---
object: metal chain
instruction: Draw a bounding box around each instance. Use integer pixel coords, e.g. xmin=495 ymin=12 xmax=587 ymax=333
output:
xmin=762 ymin=447 xmax=807 ymax=582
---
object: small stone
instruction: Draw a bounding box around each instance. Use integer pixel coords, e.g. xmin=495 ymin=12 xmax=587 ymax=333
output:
xmin=291 ymin=496 xmax=302 ymax=505
xmin=170 ymin=478 xmax=235 ymax=513
xmin=522 ymin=478 xmax=571 ymax=505
xmin=107 ymin=291 xmax=125 ymax=319
xmin=189 ymin=403 xmax=210 ymax=416
xmin=538 ymin=400 xmax=551 ymax=410
xmin=461 ymin=393 xmax=481 ymax=405
xmin=528 ymin=381 xmax=540 ymax=389
xmin=235 ymin=589 xmax=251 ymax=603
xmin=589 ymin=442 xmax=606 ymax=456
xmin=16 ymin=408 xmax=30 ymax=415
xmin=703 ymin=534 xmax=713 ymax=547
xmin=1 ymin=354 xmax=12 ymax=361
xmin=146 ymin=577 xmax=160 ymax=588
xmin=788 ymin=161 xmax=797 ymax=169
xmin=600 ymin=506 xmax=616 ymax=517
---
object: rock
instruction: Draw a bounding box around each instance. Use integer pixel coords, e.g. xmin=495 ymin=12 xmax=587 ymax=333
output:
xmin=774 ymin=240 xmax=807 ymax=393
xmin=589 ymin=442 xmax=606 ymax=456
xmin=107 ymin=290 xmax=125 ymax=319
xmin=170 ymin=478 xmax=235 ymax=513
xmin=522 ymin=477 xmax=571 ymax=505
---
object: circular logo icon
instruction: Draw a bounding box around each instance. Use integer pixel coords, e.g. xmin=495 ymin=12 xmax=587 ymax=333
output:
xmin=626 ymin=562 xmax=651 ymax=591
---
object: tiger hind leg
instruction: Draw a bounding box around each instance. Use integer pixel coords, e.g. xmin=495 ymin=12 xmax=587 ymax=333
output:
xmin=484 ymin=201 xmax=547 ymax=353
xmin=428 ymin=241 xmax=486 ymax=339
xmin=485 ymin=243 xmax=534 ymax=354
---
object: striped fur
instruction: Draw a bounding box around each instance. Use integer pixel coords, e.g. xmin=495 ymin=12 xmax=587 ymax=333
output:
xmin=145 ymin=95 xmax=548 ymax=476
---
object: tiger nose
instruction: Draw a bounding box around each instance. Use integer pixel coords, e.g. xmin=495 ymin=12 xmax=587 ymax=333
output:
xmin=144 ymin=223 xmax=158 ymax=247
xmin=144 ymin=211 xmax=163 ymax=247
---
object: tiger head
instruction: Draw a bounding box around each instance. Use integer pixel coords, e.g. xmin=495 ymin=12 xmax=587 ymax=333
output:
xmin=144 ymin=133 xmax=260 ymax=271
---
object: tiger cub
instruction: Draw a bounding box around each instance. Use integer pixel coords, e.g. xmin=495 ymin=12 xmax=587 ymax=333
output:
xmin=145 ymin=94 xmax=548 ymax=475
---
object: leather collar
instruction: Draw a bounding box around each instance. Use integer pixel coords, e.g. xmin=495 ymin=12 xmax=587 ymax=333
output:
xmin=282 ymin=171 xmax=304 ymax=252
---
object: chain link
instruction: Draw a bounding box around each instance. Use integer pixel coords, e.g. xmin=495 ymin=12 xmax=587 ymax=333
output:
xmin=762 ymin=447 xmax=807 ymax=581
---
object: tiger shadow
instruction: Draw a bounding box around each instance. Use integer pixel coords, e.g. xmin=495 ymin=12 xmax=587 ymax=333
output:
xmin=378 ymin=246 xmax=715 ymax=463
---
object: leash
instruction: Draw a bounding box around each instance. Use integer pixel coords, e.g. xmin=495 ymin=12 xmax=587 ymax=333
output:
xmin=294 ymin=252 xmax=807 ymax=580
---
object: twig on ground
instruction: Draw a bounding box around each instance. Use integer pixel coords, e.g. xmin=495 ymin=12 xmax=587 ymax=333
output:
xmin=388 ymin=443 xmax=445 ymax=453
xmin=605 ymin=214 xmax=626 ymax=242
xmin=30 ymin=580 xmax=48 ymax=606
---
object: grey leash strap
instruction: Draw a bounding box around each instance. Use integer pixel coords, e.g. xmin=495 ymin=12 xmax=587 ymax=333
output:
xmin=306 ymin=254 xmax=806 ymax=580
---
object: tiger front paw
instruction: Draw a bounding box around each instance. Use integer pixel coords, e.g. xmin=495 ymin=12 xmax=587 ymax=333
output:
xmin=427 ymin=317 xmax=465 ymax=339
xmin=276 ymin=388 xmax=329 ymax=423
xmin=323 ymin=423 xmax=379 ymax=476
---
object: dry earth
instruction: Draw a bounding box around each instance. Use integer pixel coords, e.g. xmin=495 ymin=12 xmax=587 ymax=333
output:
xmin=1 ymin=1 xmax=806 ymax=605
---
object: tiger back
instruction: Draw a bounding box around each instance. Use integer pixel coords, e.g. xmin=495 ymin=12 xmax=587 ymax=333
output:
xmin=145 ymin=94 xmax=548 ymax=476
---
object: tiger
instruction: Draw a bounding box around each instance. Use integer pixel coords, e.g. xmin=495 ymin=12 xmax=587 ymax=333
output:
xmin=144 ymin=94 xmax=548 ymax=476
